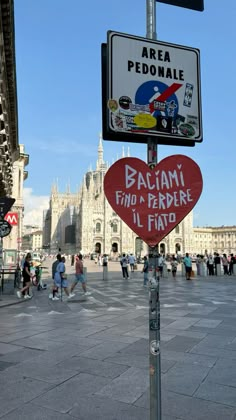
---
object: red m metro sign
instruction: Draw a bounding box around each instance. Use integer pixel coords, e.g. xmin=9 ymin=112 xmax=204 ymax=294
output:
xmin=4 ymin=212 xmax=18 ymax=225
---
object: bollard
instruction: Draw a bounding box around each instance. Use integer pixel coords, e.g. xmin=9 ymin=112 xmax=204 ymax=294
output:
xmin=103 ymin=265 xmax=108 ymax=280
xmin=203 ymin=263 xmax=207 ymax=277
xmin=162 ymin=264 xmax=168 ymax=278
xmin=182 ymin=263 xmax=186 ymax=278
xmin=216 ymin=264 xmax=221 ymax=276
xmin=199 ymin=262 xmax=204 ymax=276
xmin=233 ymin=264 xmax=236 ymax=276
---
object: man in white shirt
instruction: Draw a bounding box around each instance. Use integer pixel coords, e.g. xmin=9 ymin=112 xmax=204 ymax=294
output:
xmin=128 ymin=254 xmax=136 ymax=272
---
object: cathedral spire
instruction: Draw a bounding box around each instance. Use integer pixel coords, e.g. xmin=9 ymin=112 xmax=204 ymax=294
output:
xmin=66 ymin=179 xmax=70 ymax=194
xmin=51 ymin=180 xmax=58 ymax=195
xmin=96 ymin=133 xmax=104 ymax=170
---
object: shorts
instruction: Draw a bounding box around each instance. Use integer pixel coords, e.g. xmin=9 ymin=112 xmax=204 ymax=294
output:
xmin=185 ymin=266 xmax=192 ymax=273
xmin=55 ymin=278 xmax=68 ymax=288
xmin=75 ymin=273 xmax=85 ymax=283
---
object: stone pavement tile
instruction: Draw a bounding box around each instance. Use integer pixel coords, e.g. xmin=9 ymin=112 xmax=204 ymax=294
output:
xmin=9 ymin=343 xmax=86 ymax=368
xmin=160 ymin=333 xmax=176 ymax=343
xmin=0 ymin=404 xmax=76 ymax=420
xmin=88 ymin=330 xmax=141 ymax=344
xmin=193 ymin=318 xmax=223 ymax=328
xmin=117 ymin=338 xmax=148 ymax=356
xmin=0 ymin=342 xmax=24 ymax=354
xmin=69 ymin=394 xmax=149 ymax=420
xmin=135 ymin=389 xmax=236 ymax=419
xmin=194 ymin=380 xmax=236 ymax=407
xmin=56 ymin=355 xmax=129 ymax=378
xmin=161 ymin=362 xmax=211 ymax=396
xmin=162 ymin=328 xmax=207 ymax=340
xmin=187 ymin=306 xmax=217 ymax=315
xmin=30 ymin=330 xmax=105 ymax=347
xmin=0 ymin=376 xmax=53 ymax=418
xmin=32 ymin=373 xmax=110 ymax=413
xmin=96 ymin=366 xmax=149 ymax=404
xmin=161 ymin=349 xmax=217 ymax=367
xmin=0 ymin=347 xmax=43 ymax=363
xmin=190 ymin=342 xmax=236 ymax=359
xmin=79 ymin=340 xmax=131 ymax=360
xmin=0 ymin=330 xmax=45 ymax=343
xmin=204 ymin=358 xmax=236 ymax=387
xmin=70 ymin=325 xmax=109 ymax=338
xmin=162 ymin=335 xmax=201 ymax=352
xmin=197 ymin=333 xmax=236 ymax=348
xmin=123 ymin=326 xmax=149 ymax=339
xmin=3 ymin=362 xmax=78 ymax=385
xmin=166 ymin=317 xmax=200 ymax=330
xmin=105 ymin=353 xmax=176 ymax=373
xmin=0 ymin=360 xmax=16 ymax=370
xmin=10 ymin=336 xmax=70 ymax=351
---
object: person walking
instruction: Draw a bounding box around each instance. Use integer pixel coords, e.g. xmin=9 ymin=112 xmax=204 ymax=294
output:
xmin=70 ymin=254 xmax=91 ymax=296
xmin=157 ymin=254 xmax=165 ymax=277
xmin=121 ymin=254 xmax=129 ymax=279
xmin=222 ymin=254 xmax=229 ymax=275
xmin=54 ymin=256 xmax=75 ymax=300
xmin=49 ymin=254 xmax=61 ymax=300
xmin=170 ymin=256 xmax=178 ymax=278
xmin=17 ymin=253 xmax=33 ymax=299
xmin=142 ymin=256 xmax=149 ymax=285
xmin=128 ymin=254 xmax=135 ymax=273
xmin=183 ymin=253 xmax=192 ymax=280
xmin=207 ymin=255 xmax=214 ymax=276
xmin=229 ymin=254 xmax=236 ymax=276
xmin=214 ymin=253 xmax=221 ymax=276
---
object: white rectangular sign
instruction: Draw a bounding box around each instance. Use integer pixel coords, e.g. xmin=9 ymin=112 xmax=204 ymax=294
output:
xmin=107 ymin=31 xmax=202 ymax=144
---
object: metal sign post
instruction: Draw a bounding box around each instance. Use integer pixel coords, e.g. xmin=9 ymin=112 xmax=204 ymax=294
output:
xmin=146 ymin=1 xmax=161 ymax=419
xmin=148 ymin=246 xmax=161 ymax=420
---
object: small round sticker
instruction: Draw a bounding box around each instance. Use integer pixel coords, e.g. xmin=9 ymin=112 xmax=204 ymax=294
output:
xmin=179 ymin=123 xmax=195 ymax=137
xmin=150 ymin=340 xmax=160 ymax=356
xmin=119 ymin=96 xmax=132 ymax=110
xmin=134 ymin=114 xmax=156 ymax=128
xmin=107 ymin=99 xmax=118 ymax=112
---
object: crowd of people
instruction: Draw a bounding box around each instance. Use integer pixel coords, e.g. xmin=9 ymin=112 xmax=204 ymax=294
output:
xmin=16 ymin=252 xmax=91 ymax=301
xmin=16 ymin=250 xmax=236 ymax=301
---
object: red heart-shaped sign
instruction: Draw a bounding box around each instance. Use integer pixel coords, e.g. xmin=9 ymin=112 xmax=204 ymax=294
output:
xmin=104 ymin=155 xmax=203 ymax=246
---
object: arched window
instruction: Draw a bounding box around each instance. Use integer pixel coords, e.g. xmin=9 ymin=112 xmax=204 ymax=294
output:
xmin=96 ymin=222 xmax=101 ymax=233
xmin=175 ymin=225 xmax=180 ymax=234
xmin=112 ymin=224 xmax=118 ymax=233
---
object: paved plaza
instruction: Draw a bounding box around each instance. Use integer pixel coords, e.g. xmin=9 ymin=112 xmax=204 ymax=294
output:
xmin=1 ymin=260 xmax=236 ymax=419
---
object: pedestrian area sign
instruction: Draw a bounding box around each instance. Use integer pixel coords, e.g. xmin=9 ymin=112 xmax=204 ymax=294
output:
xmin=102 ymin=31 xmax=202 ymax=146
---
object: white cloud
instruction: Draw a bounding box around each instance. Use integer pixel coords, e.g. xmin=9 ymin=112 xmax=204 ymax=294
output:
xmin=23 ymin=187 xmax=49 ymax=227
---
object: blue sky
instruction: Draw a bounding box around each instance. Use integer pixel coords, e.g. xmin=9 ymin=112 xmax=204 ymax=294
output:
xmin=14 ymin=0 xmax=236 ymax=226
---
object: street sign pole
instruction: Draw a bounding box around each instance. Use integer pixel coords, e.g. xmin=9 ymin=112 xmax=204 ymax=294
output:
xmin=146 ymin=1 xmax=162 ymax=419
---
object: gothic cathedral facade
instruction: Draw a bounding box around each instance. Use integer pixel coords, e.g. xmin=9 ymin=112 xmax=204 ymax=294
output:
xmin=43 ymin=137 xmax=194 ymax=257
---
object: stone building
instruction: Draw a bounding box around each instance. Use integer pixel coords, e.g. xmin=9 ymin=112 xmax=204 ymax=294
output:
xmin=3 ymin=144 xmax=29 ymax=252
xmin=0 ymin=0 xmax=19 ymax=195
xmin=0 ymin=2 xmax=30 ymax=265
xmin=43 ymin=137 xmax=194 ymax=257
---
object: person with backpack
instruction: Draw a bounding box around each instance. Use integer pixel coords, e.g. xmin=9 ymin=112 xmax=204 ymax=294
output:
xmin=120 ymin=254 xmax=129 ymax=279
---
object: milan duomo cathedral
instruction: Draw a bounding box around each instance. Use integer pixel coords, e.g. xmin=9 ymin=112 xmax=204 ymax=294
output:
xmin=43 ymin=136 xmax=236 ymax=257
